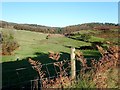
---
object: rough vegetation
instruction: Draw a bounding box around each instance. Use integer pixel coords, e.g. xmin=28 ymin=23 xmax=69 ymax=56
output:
xmin=1 ymin=20 xmax=119 ymax=89
xmin=75 ymin=45 xmax=119 ymax=88
xmin=1 ymin=30 xmax=19 ymax=55
xmin=27 ymin=45 xmax=119 ymax=89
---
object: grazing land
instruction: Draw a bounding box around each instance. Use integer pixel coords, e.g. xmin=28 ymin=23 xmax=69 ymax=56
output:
xmin=1 ymin=28 xmax=103 ymax=62
xmin=1 ymin=2 xmax=119 ymax=89
xmin=1 ymin=24 xmax=119 ymax=89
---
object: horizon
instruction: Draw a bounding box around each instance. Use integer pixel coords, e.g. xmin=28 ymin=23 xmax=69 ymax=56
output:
xmin=1 ymin=2 xmax=118 ymax=27
xmin=0 ymin=20 xmax=118 ymax=28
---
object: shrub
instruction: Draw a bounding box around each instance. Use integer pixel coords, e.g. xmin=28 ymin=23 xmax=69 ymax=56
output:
xmin=77 ymin=34 xmax=91 ymax=42
xmin=1 ymin=30 xmax=19 ymax=55
xmin=46 ymin=34 xmax=50 ymax=39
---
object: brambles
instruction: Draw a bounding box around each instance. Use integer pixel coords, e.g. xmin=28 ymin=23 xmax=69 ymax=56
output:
xmin=91 ymin=45 xmax=119 ymax=88
xmin=48 ymin=51 xmax=60 ymax=61
xmin=28 ymin=58 xmax=45 ymax=79
xmin=52 ymin=61 xmax=71 ymax=88
xmin=28 ymin=57 xmax=71 ymax=88
xmin=75 ymin=45 xmax=119 ymax=88
xmin=75 ymin=50 xmax=87 ymax=68
xmin=20 ymin=45 xmax=120 ymax=89
xmin=28 ymin=58 xmax=45 ymax=89
xmin=96 ymin=45 xmax=107 ymax=56
xmin=28 ymin=45 xmax=119 ymax=88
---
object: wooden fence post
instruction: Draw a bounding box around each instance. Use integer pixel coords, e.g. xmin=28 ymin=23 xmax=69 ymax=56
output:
xmin=71 ymin=47 xmax=76 ymax=80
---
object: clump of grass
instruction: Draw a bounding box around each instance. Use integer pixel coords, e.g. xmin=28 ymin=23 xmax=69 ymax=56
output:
xmin=68 ymin=72 xmax=96 ymax=88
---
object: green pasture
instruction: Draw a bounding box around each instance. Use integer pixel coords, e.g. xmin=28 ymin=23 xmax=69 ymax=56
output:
xmin=1 ymin=29 xmax=103 ymax=62
xmin=1 ymin=29 xmax=104 ymax=87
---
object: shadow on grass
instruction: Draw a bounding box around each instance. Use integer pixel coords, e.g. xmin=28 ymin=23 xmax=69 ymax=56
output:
xmin=31 ymin=52 xmax=70 ymax=77
xmin=2 ymin=51 xmax=70 ymax=89
xmin=32 ymin=51 xmax=70 ymax=63
xmin=64 ymin=45 xmax=93 ymax=50
xmin=2 ymin=57 xmax=38 ymax=88
xmin=63 ymin=44 xmax=102 ymax=71
xmin=67 ymin=36 xmax=89 ymax=43
xmin=2 ymin=50 xmax=101 ymax=89
xmin=63 ymin=45 xmax=102 ymax=59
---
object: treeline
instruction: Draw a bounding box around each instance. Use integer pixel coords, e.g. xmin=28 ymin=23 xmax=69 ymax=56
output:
xmin=0 ymin=21 xmax=16 ymax=28
xmin=0 ymin=20 xmax=119 ymax=34
xmin=13 ymin=24 xmax=63 ymax=34
xmin=64 ymin=23 xmax=119 ymax=31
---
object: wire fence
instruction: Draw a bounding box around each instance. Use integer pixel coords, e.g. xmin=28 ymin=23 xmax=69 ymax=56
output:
xmin=1 ymin=44 xmax=119 ymax=89
xmin=2 ymin=60 xmax=70 ymax=90
xmin=2 ymin=47 xmax=102 ymax=90
xmin=2 ymin=57 xmax=100 ymax=90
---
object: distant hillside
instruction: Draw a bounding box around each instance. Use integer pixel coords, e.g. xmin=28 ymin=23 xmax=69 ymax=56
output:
xmin=0 ymin=20 xmax=119 ymax=34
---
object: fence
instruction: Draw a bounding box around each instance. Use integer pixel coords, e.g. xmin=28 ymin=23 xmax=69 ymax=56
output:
xmin=2 ymin=47 xmax=99 ymax=90
xmin=2 ymin=60 xmax=72 ymax=89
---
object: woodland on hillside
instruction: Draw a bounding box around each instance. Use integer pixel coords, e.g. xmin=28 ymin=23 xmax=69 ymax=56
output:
xmin=0 ymin=20 xmax=119 ymax=34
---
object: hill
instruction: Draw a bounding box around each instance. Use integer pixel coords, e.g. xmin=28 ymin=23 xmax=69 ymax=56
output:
xmin=1 ymin=28 xmax=104 ymax=62
xmin=0 ymin=20 xmax=119 ymax=34
xmin=1 ymin=25 xmax=119 ymax=89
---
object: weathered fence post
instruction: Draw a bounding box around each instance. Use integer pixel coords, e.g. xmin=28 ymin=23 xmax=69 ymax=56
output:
xmin=71 ymin=47 xmax=76 ymax=80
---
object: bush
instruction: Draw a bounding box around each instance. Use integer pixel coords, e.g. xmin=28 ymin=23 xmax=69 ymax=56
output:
xmin=1 ymin=30 xmax=19 ymax=55
xmin=77 ymin=34 xmax=91 ymax=42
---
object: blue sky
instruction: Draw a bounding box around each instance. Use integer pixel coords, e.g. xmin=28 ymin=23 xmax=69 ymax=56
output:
xmin=1 ymin=2 xmax=118 ymax=27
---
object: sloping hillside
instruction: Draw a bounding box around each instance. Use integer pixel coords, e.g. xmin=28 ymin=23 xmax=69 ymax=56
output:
xmin=1 ymin=28 xmax=102 ymax=62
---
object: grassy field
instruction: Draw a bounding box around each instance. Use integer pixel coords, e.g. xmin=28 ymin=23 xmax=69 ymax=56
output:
xmin=1 ymin=29 xmax=103 ymax=62
xmin=1 ymin=28 xmax=105 ymax=87
xmin=1 ymin=28 xmax=119 ymax=89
